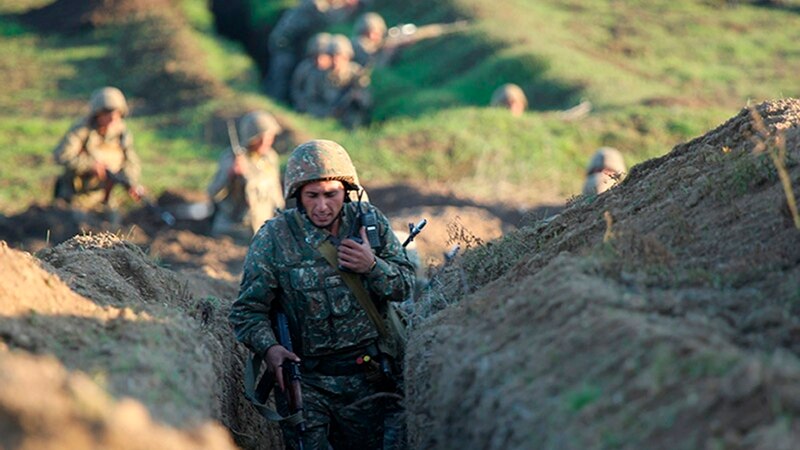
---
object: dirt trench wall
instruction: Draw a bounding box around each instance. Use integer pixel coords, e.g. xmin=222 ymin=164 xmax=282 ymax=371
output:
xmin=0 ymin=236 xmax=282 ymax=449
xmin=405 ymin=99 xmax=800 ymax=449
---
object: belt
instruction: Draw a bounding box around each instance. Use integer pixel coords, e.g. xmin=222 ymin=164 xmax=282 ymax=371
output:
xmin=302 ymin=345 xmax=376 ymax=377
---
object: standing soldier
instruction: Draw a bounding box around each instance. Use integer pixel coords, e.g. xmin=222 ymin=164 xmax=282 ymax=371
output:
xmin=207 ymin=111 xmax=285 ymax=238
xmin=490 ymin=83 xmax=528 ymax=117
xmin=290 ymin=32 xmax=333 ymax=114
xmin=53 ymin=86 xmax=144 ymax=211
xmin=229 ymin=139 xmax=415 ymax=449
xmin=582 ymin=146 xmax=627 ymax=195
xmin=265 ymin=0 xmax=362 ymax=103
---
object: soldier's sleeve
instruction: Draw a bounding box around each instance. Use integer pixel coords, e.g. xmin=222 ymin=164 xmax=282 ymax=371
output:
xmin=363 ymin=206 xmax=416 ymax=303
xmin=207 ymin=150 xmax=234 ymax=198
xmin=120 ymin=131 xmax=142 ymax=186
xmin=52 ymin=123 xmax=94 ymax=173
xmin=229 ymin=228 xmax=280 ymax=355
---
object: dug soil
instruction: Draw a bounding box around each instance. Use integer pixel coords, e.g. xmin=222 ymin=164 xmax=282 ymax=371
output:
xmin=3 ymin=0 xmax=800 ymax=449
xmin=405 ymin=99 xmax=800 ymax=450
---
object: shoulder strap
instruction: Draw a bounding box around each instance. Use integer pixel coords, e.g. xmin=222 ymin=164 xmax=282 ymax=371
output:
xmin=243 ymin=352 xmax=305 ymax=426
xmin=292 ymin=210 xmax=389 ymax=338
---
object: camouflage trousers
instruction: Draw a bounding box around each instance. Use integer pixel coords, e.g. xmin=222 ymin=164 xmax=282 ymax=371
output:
xmin=276 ymin=370 xmax=404 ymax=450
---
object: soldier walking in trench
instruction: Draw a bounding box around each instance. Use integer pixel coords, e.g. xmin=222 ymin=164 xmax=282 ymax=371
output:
xmin=52 ymin=86 xmax=145 ymax=212
xmin=229 ymin=139 xmax=415 ymax=449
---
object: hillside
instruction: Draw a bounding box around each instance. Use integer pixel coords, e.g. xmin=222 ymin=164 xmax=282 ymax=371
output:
xmin=0 ymin=0 xmax=799 ymax=449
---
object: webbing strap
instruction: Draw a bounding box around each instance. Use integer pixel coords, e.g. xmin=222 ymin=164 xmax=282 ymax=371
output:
xmin=316 ymin=240 xmax=389 ymax=338
xmin=243 ymin=352 xmax=305 ymax=427
xmin=291 ymin=209 xmax=389 ymax=338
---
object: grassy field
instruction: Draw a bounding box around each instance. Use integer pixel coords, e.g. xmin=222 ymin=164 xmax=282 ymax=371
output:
xmin=0 ymin=0 xmax=797 ymax=213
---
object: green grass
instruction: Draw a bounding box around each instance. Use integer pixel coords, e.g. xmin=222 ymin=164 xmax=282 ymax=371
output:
xmin=0 ymin=0 xmax=798 ymax=213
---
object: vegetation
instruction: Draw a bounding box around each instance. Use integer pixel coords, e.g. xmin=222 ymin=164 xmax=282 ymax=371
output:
xmin=0 ymin=0 xmax=798 ymax=213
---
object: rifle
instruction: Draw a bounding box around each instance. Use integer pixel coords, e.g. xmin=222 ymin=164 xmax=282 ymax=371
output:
xmin=329 ymin=65 xmax=374 ymax=121
xmin=104 ymin=171 xmax=176 ymax=226
xmin=376 ymin=20 xmax=469 ymax=67
xmin=402 ymin=218 xmax=427 ymax=248
xmin=226 ymin=119 xmax=245 ymax=157
xmin=276 ymin=311 xmax=306 ymax=450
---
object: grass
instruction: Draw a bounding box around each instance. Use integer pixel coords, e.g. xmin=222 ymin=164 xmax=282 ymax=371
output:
xmin=0 ymin=0 xmax=797 ymax=213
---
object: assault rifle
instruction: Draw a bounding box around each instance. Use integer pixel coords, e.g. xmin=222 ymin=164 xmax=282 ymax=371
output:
xmin=104 ymin=171 xmax=176 ymax=226
xmin=276 ymin=311 xmax=306 ymax=450
xmin=376 ymin=20 xmax=470 ymax=67
xmin=226 ymin=119 xmax=245 ymax=157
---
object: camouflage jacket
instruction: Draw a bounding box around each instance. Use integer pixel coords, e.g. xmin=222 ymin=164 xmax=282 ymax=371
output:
xmin=52 ymin=117 xmax=140 ymax=189
xmin=230 ymin=202 xmax=415 ymax=358
xmin=268 ymin=0 xmax=329 ymax=52
xmin=290 ymin=59 xmax=329 ymax=115
xmin=207 ymin=147 xmax=284 ymax=228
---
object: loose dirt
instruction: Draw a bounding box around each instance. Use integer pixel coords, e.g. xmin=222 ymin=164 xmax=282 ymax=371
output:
xmin=404 ymin=99 xmax=800 ymax=450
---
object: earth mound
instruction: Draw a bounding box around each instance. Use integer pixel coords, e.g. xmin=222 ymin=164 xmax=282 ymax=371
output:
xmin=0 ymin=237 xmax=282 ymax=449
xmin=0 ymin=351 xmax=236 ymax=450
xmin=405 ymin=99 xmax=800 ymax=449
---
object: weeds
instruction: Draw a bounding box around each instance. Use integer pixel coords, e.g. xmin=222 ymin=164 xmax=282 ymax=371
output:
xmin=748 ymin=107 xmax=800 ymax=229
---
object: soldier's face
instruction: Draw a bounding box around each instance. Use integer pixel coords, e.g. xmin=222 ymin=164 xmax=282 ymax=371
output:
xmin=248 ymin=132 xmax=276 ymax=155
xmin=315 ymin=54 xmax=332 ymax=70
xmin=300 ymin=180 xmax=346 ymax=229
xmin=95 ymin=109 xmax=122 ymax=134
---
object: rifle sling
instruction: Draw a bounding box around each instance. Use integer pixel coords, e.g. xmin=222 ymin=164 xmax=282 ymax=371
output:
xmin=244 ymin=352 xmax=305 ymax=427
xmin=292 ymin=210 xmax=389 ymax=338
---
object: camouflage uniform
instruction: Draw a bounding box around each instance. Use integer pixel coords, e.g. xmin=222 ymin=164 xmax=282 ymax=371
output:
xmin=230 ymin=140 xmax=415 ymax=450
xmin=265 ymin=0 xmax=360 ymax=102
xmin=490 ymin=83 xmax=528 ymax=116
xmin=208 ymin=111 xmax=285 ymax=237
xmin=318 ymin=35 xmax=372 ymax=128
xmin=290 ymin=33 xmax=333 ymax=114
xmin=53 ymin=87 xmax=141 ymax=210
xmin=582 ymin=147 xmax=626 ymax=195
xmin=351 ymin=12 xmax=386 ymax=67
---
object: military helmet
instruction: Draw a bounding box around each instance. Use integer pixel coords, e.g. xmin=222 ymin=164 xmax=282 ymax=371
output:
xmin=354 ymin=12 xmax=386 ymax=36
xmin=587 ymin=147 xmax=626 ymax=175
xmin=239 ymin=111 xmax=282 ymax=146
xmin=284 ymin=139 xmax=361 ymax=199
xmin=307 ymin=32 xmax=333 ymax=56
xmin=327 ymin=34 xmax=354 ymax=58
xmin=490 ymin=83 xmax=528 ymax=109
xmin=89 ymin=86 xmax=129 ymax=117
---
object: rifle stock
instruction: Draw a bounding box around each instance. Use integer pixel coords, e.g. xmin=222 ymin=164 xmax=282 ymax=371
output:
xmin=105 ymin=171 xmax=176 ymax=226
xmin=276 ymin=312 xmax=306 ymax=450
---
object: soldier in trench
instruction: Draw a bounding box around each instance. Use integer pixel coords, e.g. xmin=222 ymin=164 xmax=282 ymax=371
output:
xmin=229 ymin=139 xmax=415 ymax=449
xmin=207 ymin=110 xmax=285 ymax=238
xmin=52 ymin=86 xmax=145 ymax=212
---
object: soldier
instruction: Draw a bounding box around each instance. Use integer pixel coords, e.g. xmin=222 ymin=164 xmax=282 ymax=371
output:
xmin=321 ymin=34 xmax=372 ymax=128
xmin=490 ymin=83 xmax=528 ymax=117
xmin=53 ymin=86 xmax=144 ymax=211
xmin=582 ymin=146 xmax=627 ymax=195
xmin=290 ymin=32 xmax=333 ymax=114
xmin=229 ymin=139 xmax=415 ymax=450
xmin=264 ymin=0 xmax=361 ymax=103
xmin=351 ymin=12 xmax=387 ymax=67
xmin=207 ymin=111 xmax=285 ymax=238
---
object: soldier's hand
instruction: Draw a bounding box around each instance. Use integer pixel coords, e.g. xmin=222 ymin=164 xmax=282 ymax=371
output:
xmin=128 ymin=185 xmax=145 ymax=202
xmin=339 ymin=227 xmax=376 ymax=273
xmin=266 ymin=345 xmax=301 ymax=391
xmin=93 ymin=161 xmax=108 ymax=181
xmin=231 ymin=154 xmax=247 ymax=177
